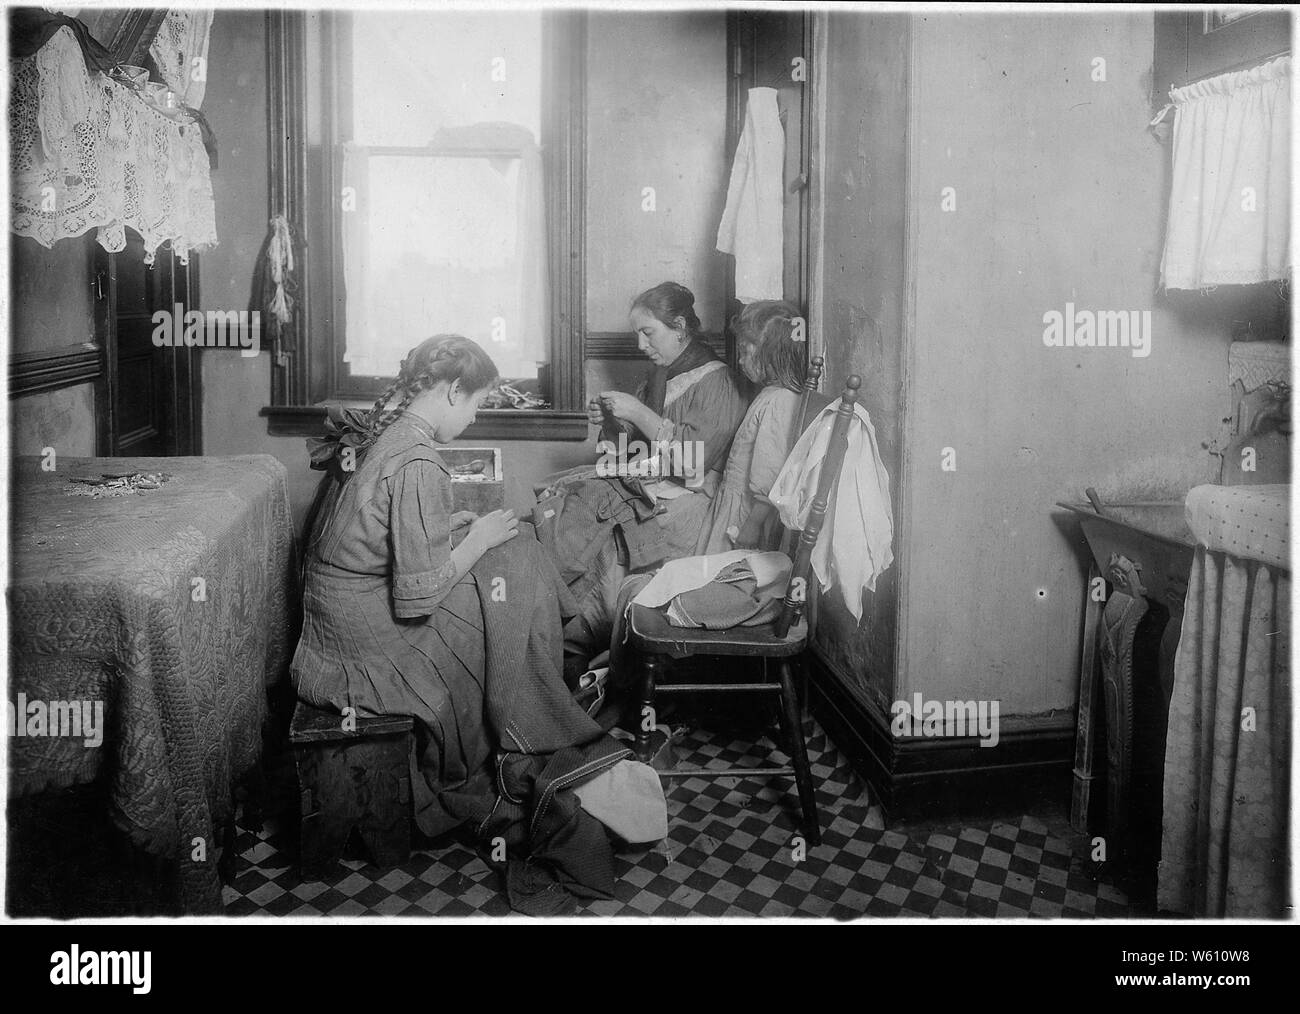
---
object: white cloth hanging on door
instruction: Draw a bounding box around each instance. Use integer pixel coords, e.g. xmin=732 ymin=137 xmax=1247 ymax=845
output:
xmin=716 ymin=86 xmax=784 ymax=303
xmin=769 ymin=402 xmax=894 ymax=619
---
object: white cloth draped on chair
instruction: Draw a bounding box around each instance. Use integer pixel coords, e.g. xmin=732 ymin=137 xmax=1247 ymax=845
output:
xmin=1159 ymin=484 xmax=1291 ymax=918
xmin=1159 ymin=56 xmax=1291 ymax=290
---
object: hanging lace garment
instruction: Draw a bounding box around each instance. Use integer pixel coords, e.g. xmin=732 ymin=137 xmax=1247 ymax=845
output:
xmin=149 ymin=9 xmax=213 ymax=110
xmin=9 ymin=26 xmax=217 ymax=264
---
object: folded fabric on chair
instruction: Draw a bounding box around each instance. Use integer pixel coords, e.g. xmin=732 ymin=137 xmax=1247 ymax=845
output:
xmin=664 ymin=559 xmax=784 ymax=629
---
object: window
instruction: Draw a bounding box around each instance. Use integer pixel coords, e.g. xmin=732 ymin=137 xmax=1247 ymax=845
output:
xmin=264 ymin=9 xmax=587 ymax=438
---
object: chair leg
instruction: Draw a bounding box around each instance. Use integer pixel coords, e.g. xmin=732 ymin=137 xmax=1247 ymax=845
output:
xmin=776 ymin=658 xmax=820 ymax=847
xmin=634 ymin=652 xmax=663 ymax=764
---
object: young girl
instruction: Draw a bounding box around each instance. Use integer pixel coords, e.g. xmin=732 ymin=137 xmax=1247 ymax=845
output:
xmin=292 ymin=335 xmax=629 ymax=888
xmin=696 ymin=300 xmax=807 ymax=555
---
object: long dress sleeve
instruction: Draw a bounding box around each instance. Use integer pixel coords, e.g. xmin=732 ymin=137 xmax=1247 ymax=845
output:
xmin=389 ymin=458 xmax=459 ymax=618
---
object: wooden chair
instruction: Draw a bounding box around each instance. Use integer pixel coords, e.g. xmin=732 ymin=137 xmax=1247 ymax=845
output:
xmin=626 ymin=365 xmax=860 ymax=847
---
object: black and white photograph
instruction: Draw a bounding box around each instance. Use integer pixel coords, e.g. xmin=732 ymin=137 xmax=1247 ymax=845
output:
xmin=2 ymin=0 xmax=1294 ymax=951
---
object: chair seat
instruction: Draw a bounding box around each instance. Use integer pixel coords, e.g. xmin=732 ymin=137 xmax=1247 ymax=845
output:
xmin=627 ymin=603 xmax=807 ymax=659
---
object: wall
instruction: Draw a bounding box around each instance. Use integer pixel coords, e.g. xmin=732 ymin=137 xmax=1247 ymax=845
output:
xmin=9 ymin=234 xmax=98 ymax=456
xmin=899 ymin=12 xmax=1228 ymax=721
xmin=585 ymin=11 xmax=729 ymax=335
xmin=812 ymin=13 xmax=910 ymax=717
xmin=199 ymin=10 xmax=319 ymax=525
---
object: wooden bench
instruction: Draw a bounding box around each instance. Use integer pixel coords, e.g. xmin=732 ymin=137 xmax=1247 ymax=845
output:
xmin=289 ymin=700 xmax=414 ymax=877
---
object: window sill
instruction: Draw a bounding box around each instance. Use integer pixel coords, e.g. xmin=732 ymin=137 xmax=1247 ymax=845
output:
xmin=260 ymin=403 xmax=591 ymax=441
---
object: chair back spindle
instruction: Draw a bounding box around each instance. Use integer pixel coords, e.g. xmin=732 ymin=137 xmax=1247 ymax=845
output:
xmin=790 ymin=354 xmax=824 ymax=451
xmin=774 ymin=374 xmax=861 ymax=639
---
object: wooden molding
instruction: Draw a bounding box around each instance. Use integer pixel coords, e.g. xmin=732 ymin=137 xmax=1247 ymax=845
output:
xmin=586 ymin=331 xmax=728 ymax=360
xmin=9 ymin=342 xmax=102 ymax=396
xmin=261 ymin=404 xmax=589 ymax=441
xmin=807 ymin=650 xmax=1075 ymax=822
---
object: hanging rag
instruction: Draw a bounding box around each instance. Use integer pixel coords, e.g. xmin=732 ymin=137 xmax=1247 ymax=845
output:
xmin=251 ymin=215 xmax=297 ymax=361
xmin=716 ymin=86 xmax=785 ymax=303
xmin=769 ymin=403 xmax=893 ymax=619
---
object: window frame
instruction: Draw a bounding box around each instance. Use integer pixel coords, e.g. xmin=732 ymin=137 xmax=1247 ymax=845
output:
xmin=261 ymin=9 xmax=588 ymax=439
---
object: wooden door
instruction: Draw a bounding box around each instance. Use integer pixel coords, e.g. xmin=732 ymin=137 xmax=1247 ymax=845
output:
xmin=98 ymin=233 xmax=201 ymax=456
xmin=726 ymin=11 xmax=814 ymax=316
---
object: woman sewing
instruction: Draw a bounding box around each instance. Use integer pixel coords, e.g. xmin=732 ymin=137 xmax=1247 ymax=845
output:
xmin=538 ymin=281 xmax=748 ymax=677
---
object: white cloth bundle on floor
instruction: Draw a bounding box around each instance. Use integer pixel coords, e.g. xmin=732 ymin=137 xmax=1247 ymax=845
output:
xmin=715 ymin=86 xmax=784 ymax=303
xmin=573 ymin=759 xmax=668 ymax=844
xmin=769 ymin=402 xmax=894 ymax=619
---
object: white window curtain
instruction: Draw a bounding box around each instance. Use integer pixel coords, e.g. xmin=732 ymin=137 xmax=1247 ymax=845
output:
xmin=1159 ymin=56 xmax=1291 ymax=290
xmin=340 ymin=124 xmax=548 ymax=380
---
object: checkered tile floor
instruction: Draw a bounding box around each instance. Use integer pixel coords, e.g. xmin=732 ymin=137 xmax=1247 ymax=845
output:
xmin=222 ymin=716 xmax=1135 ymax=919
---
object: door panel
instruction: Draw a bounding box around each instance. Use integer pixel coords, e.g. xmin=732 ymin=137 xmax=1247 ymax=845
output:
xmin=101 ymin=231 xmax=200 ymax=456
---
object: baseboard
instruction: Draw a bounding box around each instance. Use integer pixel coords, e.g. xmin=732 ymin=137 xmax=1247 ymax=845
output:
xmin=807 ymin=652 xmax=1075 ymax=823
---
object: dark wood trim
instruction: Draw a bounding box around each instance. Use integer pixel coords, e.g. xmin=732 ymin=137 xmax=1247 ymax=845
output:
xmin=586 ymin=331 xmax=728 ymax=360
xmin=9 ymin=343 xmax=102 ymax=396
xmin=95 ymin=243 xmax=116 ymax=455
xmin=807 ymin=651 xmax=1075 ymax=823
xmin=261 ymin=404 xmax=589 ymax=442
xmin=266 ymin=9 xmax=310 ymax=408
xmin=546 ymin=9 xmax=587 ymax=411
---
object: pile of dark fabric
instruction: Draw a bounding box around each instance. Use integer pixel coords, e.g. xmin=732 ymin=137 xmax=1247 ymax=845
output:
xmin=451 ymin=534 xmax=631 ymax=916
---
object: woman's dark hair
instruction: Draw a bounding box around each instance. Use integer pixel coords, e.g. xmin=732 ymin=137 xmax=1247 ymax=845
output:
xmin=732 ymin=300 xmax=806 ymax=393
xmin=631 ymin=281 xmax=702 ymax=341
xmin=366 ymin=333 xmax=499 ymax=436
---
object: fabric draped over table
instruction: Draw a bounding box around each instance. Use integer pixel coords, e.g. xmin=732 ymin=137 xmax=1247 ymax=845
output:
xmin=9 ymin=25 xmax=218 ymax=263
xmin=8 ymin=455 xmax=295 ymax=914
xmin=1159 ymin=56 xmax=1291 ymax=290
xmin=1159 ymin=484 xmax=1291 ymax=918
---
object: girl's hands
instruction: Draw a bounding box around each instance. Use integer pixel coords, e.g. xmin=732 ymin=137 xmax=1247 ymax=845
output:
xmin=450 ymin=510 xmax=477 ymax=530
xmin=586 ymin=397 xmax=607 ymax=427
xmin=468 ymin=509 xmax=519 ymax=552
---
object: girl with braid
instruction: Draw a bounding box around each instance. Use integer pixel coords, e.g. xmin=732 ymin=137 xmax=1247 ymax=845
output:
xmin=291 ymin=335 xmax=624 ymax=853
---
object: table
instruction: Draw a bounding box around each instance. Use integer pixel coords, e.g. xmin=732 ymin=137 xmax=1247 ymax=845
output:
xmin=8 ymin=454 xmax=295 ymax=913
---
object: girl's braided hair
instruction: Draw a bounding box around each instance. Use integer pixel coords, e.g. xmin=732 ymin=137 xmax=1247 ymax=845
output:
xmin=306 ymin=334 xmax=499 ymax=479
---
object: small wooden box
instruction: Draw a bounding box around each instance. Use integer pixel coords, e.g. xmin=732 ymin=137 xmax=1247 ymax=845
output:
xmin=290 ymin=700 xmax=414 ymax=877
xmin=438 ymin=446 xmax=505 ymax=514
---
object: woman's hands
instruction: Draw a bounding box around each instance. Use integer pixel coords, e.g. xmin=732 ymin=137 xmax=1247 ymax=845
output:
xmin=467 ymin=508 xmax=519 ymax=552
xmin=595 ymin=390 xmax=642 ymax=423
xmin=450 ymin=510 xmax=477 ymax=530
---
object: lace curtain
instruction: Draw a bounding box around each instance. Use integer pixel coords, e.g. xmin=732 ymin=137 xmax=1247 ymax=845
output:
xmin=1159 ymin=56 xmax=1291 ymax=290
xmin=149 ymin=9 xmax=213 ymax=110
xmin=9 ymin=26 xmax=217 ymax=264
